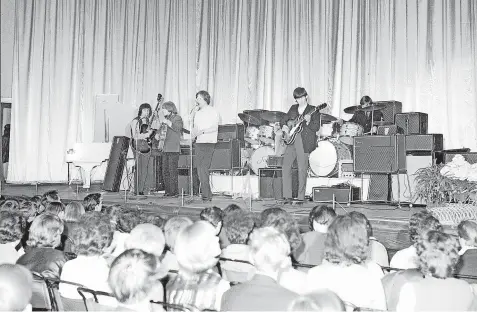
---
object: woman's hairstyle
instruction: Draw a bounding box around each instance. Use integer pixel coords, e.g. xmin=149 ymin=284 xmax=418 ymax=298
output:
xmin=44 ymin=201 xmax=65 ymax=216
xmin=83 ymin=193 xmax=102 ymax=212
xmin=249 ymin=226 xmax=290 ymax=272
xmin=0 ymin=198 xmax=20 ymax=212
xmin=408 ymin=211 xmax=432 ymax=243
xmin=62 ymin=202 xmax=85 ymax=222
xmin=27 ymin=213 xmax=64 ymax=248
xmin=162 ymin=101 xmax=178 ymax=114
xmin=125 ymin=224 xmax=165 ymax=257
xmin=260 ymin=208 xmax=302 ymax=252
xmin=0 ymin=211 xmax=23 ymax=244
xmin=196 ymin=90 xmax=211 ymax=104
xmin=308 ymin=205 xmax=337 ymax=230
xmin=324 ymin=214 xmax=369 ymax=265
xmin=458 ymin=220 xmax=477 ymax=247
xmin=136 ymin=103 xmax=152 ymax=118
xmin=223 ymin=210 xmax=255 ymax=245
xmin=287 ymin=290 xmax=345 ymax=312
xmin=71 ymin=213 xmax=114 ymax=256
xmin=163 ymin=216 xmax=193 ymax=251
xmin=223 ymin=204 xmax=242 ymax=215
xmin=293 ymin=87 xmax=308 ymax=99
xmin=0 ymin=264 xmax=33 ymax=312
xmin=349 ymin=211 xmax=373 ymax=237
xmin=143 ymin=215 xmax=166 ymax=230
xmin=359 ymin=95 xmax=373 ymax=106
xmin=175 ymin=221 xmax=219 ymax=273
xmin=200 ymin=206 xmax=224 ymax=228
xmin=117 ymin=210 xmax=142 ymax=233
xmin=42 ymin=190 xmax=60 ymax=205
xmin=18 ymin=200 xmax=38 ymax=222
xmin=109 ymin=249 xmax=165 ymax=304
xmin=416 ymin=230 xmax=460 ymax=278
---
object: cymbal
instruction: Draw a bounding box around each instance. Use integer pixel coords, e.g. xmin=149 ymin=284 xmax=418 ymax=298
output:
xmin=344 ymin=105 xmax=360 ymax=114
xmin=238 ymin=113 xmax=262 ymax=126
xmin=358 ymin=103 xmax=386 ymax=112
xmin=320 ymin=114 xmax=338 ymax=123
xmin=261 ymin=111 xmax=286 ymax=123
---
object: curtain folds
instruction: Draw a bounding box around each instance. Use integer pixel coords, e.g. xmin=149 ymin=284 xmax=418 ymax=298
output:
xmin=10 ymin=0 xmax=477 ymax=182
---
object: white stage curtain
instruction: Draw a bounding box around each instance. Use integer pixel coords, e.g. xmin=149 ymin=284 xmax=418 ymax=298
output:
xmin=11 ymin=0 xmax=477 ymax=182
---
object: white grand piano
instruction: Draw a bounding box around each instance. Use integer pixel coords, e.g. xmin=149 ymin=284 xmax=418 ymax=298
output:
xmin=66 ymin=142 xmax=134 ymax=189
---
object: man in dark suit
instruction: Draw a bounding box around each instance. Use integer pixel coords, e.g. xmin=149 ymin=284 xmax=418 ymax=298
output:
xmin=221 ymin=227 xmax=298 ymax=311
xmin=349 ymin=95 xmax=383 ymax=134
xmin=280 ymin=87 xmax=322 ymax=204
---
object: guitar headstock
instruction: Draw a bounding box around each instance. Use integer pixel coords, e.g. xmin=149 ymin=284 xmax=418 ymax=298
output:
xmin=157 ymin=93 xmax=163 ymax=103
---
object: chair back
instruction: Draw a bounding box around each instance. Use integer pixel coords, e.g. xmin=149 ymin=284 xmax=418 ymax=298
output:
xmin=76 ymin=287 xmax=116 ymax=311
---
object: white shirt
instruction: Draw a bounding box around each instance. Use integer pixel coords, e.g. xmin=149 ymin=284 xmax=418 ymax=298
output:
xmin=307 ymin=260 xmax=387 ymax=310
xmin=193 ymin=105 xmax=220 ymax=143
xmin=0 ymin=241 xmax=24 ymax=265
xmin=390 ymin=245 xmax=418 ymax=270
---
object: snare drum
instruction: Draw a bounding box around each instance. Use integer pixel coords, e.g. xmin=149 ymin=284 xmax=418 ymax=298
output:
xmin=250 ymin=146 xmax=275 ymax=175
xmin=309 ymin=140 xmax=352 ymax=177
xmin=259 ymin=125 xmax=275 ymax=146
xmin=339 ymin=122 xmax=364 ymax=145
xmin=245 ymin=126 xmax=260 ymax=146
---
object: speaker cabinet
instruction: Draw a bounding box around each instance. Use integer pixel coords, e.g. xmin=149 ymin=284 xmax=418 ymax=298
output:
xmin=353 ymin=135 xmax=406 ymax=173
xmin=103 ymin=136 xmax=131 ymax=192
xmin=368 ymin=174 xmax=391 ymax=201
xmin=443 ymin=152 xmax=477 ymax=164
xmin=259 ymin=168 xmax=298 ymax=199
xmin=178 ymin=168 xmax=199 ymax=195
xmin=218 ymin=124 xmax=245 ymax=142
xmin=377 ymin=125 xmax=398 ymax=135
xmin=395 ymin=113 xmax=428 ymax=135
xmin=405 ymin=134 xmax=443 ymax=152
xmin=210 ymin=140 xmax=241 ymax=170
xmin=374 ymin=101 xmax=402 ymax=123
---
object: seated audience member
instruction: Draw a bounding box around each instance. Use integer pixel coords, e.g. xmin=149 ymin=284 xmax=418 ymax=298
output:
xmin=18 ymin=200 xmax=38 ymax=224
xmin=349 ymin=211 xmax=389 ymax=267
xmin=102 ymin=204 xmax=122 ymax=227
xmin=307 ymin=214 xmax=386 ymax=311
xmin=107 ymin=209 xmax=142 ymax=257
xmin=109 ymin=249 xmax=167 ymax=312
xmin=0 ymin=198 xmax=20 ymax=212
xmin=124 ymin=223 xmax=165 ymax=258
xmin=83 ymin=193 xmax=102 ymax=212
xmin=221 ymin=227 xmax=297 ymax=311
xmin=61 ymin=202 xmax=85 ymax=253
xmin=287 ymin=289 xmax=345 ymax=312
xmin=59 ymin=213 xmax=114 ymax=306
xmin=396 ymin=230 xmax=477 ymax=311
xmin=0 ymin=264 xmax=33 ymax=312
xmin=200 ymin=206 xmax=224 ymax=236
xmin=224 ymin=203 xmax=243 ymax=215
xmin=143 ymin=215 xmax=166 ymax=230
xmin=456 ymin=220 xmax=477 ymax=282
xmin=0 ymin=211 xmax=24 ymax=264
xmin=44 ymin=201 xmax=65 ymax=216
xmin=260 ymin=208 xmax=306 ymax=294
xmin=166 ymin=221 xmax=230 ymax=311
xmin=296 ymin=205 xmax=336 ymax=267
xmin=390 ymin=212 xmax=442 ymax=269
xmin=41 ymin=190 xmax=61 ymax=207
xmin=16 ymin=213 xmax=67 ymax=279
xmin=220 ymin=209 xmax=256 ymax=283
xmin=162 ymin=216 xmax=193 ymax=272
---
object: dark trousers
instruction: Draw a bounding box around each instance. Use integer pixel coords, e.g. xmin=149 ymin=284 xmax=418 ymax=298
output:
xmin=195 ymin=143 xmax=215 ymax=199
xmin=161 ymin=152 xmax=179 ymax=196
xmin=134 ymin=152 xmax=156 ymax=195
xmin=282 ymin=134 xmax=309 ymax=200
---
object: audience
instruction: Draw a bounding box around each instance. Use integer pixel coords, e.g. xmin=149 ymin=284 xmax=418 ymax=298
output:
xmin=200 ymin=206 xmax=224 ymax=235
xmin=83 ymin=193 xmax=103 ymax=212
xmin=220 ymin=209 xmax=256 ymax=283
xmin=456 ymin=220 xmax=477 ymax=282
xmin=295 ymin=205 xmax=336 ymax=267
xmin=162 ymin=216 xmax=193 ymax=272
xmin=16 ymin=213 xmax=66 ymax=279
xmin=222 ymin=226 xmax=298 ymax=311
xmin=0 ymin=264 xmax=33 ymax=312
xmin=44 ymin=201 xmax=65 ymax=216
xmin=287 ymin=289 xmax=345 ymax=312
xmin=124 ymin=223 xmax=165 ymax=258
xmin=306 ymin=214 xmax=387 ymax=310
xmin=109 ymin=249 xmax=167 ymax=312
xmin=0 ymin=211 xmax=24 ymax=264
xmin=107 ymin=209 xmax=142 ymax=257
xmin=396 ymin=230 xmax=477 ymax=311
xmin=41 ymin=190 xmax=60 ymax=207
xmin=390 ymin=212 xmax=442 ymax=269
xmin=61 ymin=201 xmax=85 ymax=253
xmin=166 ymin=221 xmax=230 ymax=311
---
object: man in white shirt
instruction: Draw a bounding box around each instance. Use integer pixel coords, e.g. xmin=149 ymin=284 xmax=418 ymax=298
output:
xmin=191 ymin=91 xmax=220 ymax=201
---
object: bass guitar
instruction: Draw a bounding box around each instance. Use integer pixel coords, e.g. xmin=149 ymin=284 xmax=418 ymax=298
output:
xmin=132 ymin=94 xmax=163 ymax=153
xmin=283 ymin=103 xmax=327 ymax=145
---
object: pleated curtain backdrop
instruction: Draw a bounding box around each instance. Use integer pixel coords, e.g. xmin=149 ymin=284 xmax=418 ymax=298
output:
xmin=10 ymin=0 xmax=477 ymax=182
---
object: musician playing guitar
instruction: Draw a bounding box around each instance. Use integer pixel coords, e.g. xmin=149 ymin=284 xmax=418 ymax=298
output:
xmin=280 ymin=87 xmax=323 ymax=204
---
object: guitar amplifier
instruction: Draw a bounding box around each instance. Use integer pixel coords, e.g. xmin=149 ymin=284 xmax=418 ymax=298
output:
xmin=312 ymin=186 xmax=360 ymax=203
xmin=374 ymin=101 xmax=402 ymax=123
xmin=443 ymin=152 xmax=477 ymax=164
xmin=218 ymin=124 xmax=245 ymax=142
xmin=178 ymin=140 xmax=241 ymax=170
xmin=353 ymin=135 xmax=406 ymax=173
xmin=377 ymin=125 xmax=399 ymax=135
xmin=395 ymin=112 xmax=428 ymax=135
xmin=405 ymin=134 xmax=443 ymax=152
xmin=259 ymin=168 xmax=298 ymax=199
xmin=267 ymin=156 xmax=297 ymax=168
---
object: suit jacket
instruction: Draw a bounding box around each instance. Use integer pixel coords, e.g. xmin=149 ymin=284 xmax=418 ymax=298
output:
xmin=455 ymin=248 xmax=477 ymax=283
xmin=17 ymin=247 xmax=67 ymax=279
xmin=280 ymin=104 xmax=321 ymax=153
xmin=221 ymin=274 xmax=297 ymax=311
xmin=349 ymin=110 xmax=383 ymax=133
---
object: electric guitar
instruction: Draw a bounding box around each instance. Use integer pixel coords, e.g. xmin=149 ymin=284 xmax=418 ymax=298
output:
xmin=132 ymin=94 xmax=163 ymax=153
xmin=283 ymin=103 xmax=327 ymax=145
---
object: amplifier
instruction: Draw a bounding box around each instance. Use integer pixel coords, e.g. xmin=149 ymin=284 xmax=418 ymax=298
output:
xmin=312 ymin=186 xmax=360 ymax=203
xmin=374 ymin=101 xmax=402 ymax=123
xmin=377 ymin=125 xmax=398 ymax=135
xmin=178 ymin=168 xmax=199 ymax=195
xmin=353 ymin=135 xmax=406 ymax=173
xmin=178 ymin=140 xmax=241 ymax=169
xmin=443 ymin=152 xmax=477 ymax=164
xmin=218 ymin=124 xmax=244 ymax=142
xmin=405 ymin=134 xmax=443 ymax=152
xmin=267 ymin=156 xmax=297 ymax=168
xmin=339 ymin=160 xmax=355 ymax=178
xmin=259 ymin=168 xmax=298 ymax=199
xmin=395 ymin=112 xmax=428 ymax=135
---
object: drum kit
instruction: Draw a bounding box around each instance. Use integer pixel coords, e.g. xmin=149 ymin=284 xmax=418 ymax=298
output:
xmin=239 ymin=102 xmax=386 ymax=177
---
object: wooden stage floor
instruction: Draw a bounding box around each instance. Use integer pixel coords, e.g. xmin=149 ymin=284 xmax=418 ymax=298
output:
xmin=0 ymin=182 xmax=437 ymax=253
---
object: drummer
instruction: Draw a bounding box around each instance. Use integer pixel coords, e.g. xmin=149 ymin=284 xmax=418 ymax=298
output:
xmin=348 ymin=95 xmax=383 ymax=134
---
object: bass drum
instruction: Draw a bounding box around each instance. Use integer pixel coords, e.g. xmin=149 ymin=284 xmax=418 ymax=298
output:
xmin=309 ymin=140 xmax=352 ymax=177
xmin=250 ymin=146 xmax=275 ymax=175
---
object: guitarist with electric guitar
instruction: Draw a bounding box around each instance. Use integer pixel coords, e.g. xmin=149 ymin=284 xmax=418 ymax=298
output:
xmin=280 ymin=87 xmax=326 ymax=205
